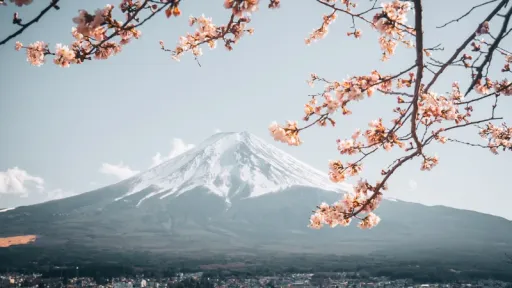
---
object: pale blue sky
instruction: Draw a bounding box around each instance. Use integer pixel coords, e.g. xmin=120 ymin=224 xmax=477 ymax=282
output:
xmin=0 ymin=0 xmax=511 ymax=219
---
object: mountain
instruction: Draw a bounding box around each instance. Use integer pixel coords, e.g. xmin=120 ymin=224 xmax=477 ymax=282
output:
xmin=0 ymin=131 xmax=511 ymax=276
xmin=114 ymin=131 xmax=352 ymax=207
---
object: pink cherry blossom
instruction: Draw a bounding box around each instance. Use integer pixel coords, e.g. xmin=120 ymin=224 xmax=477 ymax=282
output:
xmin=25 ymin=41 xmax=47 ymax=67
xmin=53 ymin=44 xmax=76 ymax=67
xmin=72 ymin=8 xmax=107 ymax=37
xmin=14 ymin=41 xmax=22 ymax=51
xmin=9 ymin=0 xmax=32 ymax=6
xmin=358 ymin=213 xmax=381 ymax=229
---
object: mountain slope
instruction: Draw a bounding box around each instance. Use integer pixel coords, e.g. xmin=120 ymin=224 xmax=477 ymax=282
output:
xmin=0 ymin=132 xmax=511 ymax=272
xmin=116 ymin=131 xmax=351 ymax=207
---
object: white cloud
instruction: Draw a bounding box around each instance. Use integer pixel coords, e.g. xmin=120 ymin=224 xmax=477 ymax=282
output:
xmin=409 ymin=179 xmax=418 ymax=191
xmin=214 ymin=128 xmax=222 ymax=133
xmin=0 ymin=167 xmax=44 ymax=196
xmin=151 ymin=152 xmax=164 ymax=168
xmin=151 ymin=138 xmax=195 ymax=168
xmin=45 ymin=188 xmax=77 ymax=201
xmin=97 ymin=138 xmax=194 ymax=182
xmin=0 ymin=167 xmax=74 ymax=207
xmin=99 ymin=162 xmax=139 ymax=180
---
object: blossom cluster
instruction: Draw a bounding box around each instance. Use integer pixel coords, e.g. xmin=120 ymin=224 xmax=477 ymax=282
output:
xmin=418 ymin=90 xmax=466 ymax=126
xmin=305 ymin=13 xmax=337 ymax=45
xmin=306 ymin=70 xmax=395 ymax=116
xmin=364 ymin=119 xmax=404 ymax=150
xmin=494 ymin=79 xmax=512 ymax=96
xmin=327 ymin=159 xmax=362 ymax=183
xmin=223 ymin=0 xmax=258 ymax=17
xmin=336 ymin=130 xmax=363 ymax=156
xmin=305 ymin=0 xmax=415 ymax=59
xmin=476 ymin=21 xmax=490 ymax=35
xmin=329 ymin=120 xmax=405 ymax=181
xmin=332 ymin=70 xmax=393 ymax=102
xmin=479 ymin=123 xmax=512 ymax=154
xmin=475 ymin=77 xmax=494 ymax=95
xmin=339 ymin=118 xmax=405 ymax=153
xmin=16 ymin=41 xmax=46 ymax=66
xmin=309 ymin=180 xmax=385 ymax=229
xmin=472 ymin=77 xmax=512 ymax=96
xmin=420 ymin=155 xmax=439 ymax=171
xmin=14 ymin=1 xmax=145 ymax=67
xmin=223 ymin=0 xmax=281 ymax=14
xmin=160 ymin=0 xmax=281 ymax=61
xmin=5 ymin=0 xmax=32 ymax=6
xmin=268 ymin=121 xmax=302 ymax=146
xmin=164 ymin=14 xmax=255 ymax=61
xmin=372 ymin=0 xmax=414 ymax=60
xmin=269 ymin=69 xmax=405 ymax=151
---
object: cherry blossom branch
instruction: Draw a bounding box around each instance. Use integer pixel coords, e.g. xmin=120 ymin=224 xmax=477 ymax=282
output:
xmin=424 ymin=117 xmax=504 ymax=150
xmin=268 ymin=0 xmax=512 ymax=230
xmin=352 ymin=0 xmax=425 ymax=221
xmin=425 ymin=0 xmax=509 ymax=92
xmin=93 ymin=0 xmax=152 ymax=51
xmin=445 ymin=138 xmax=492 ymax=149
xmin=159 ymin=0 xmax=279 ymax=61
xmin=459 ymin=81 xmax=512 ymax=105
xmin=465 ymin=5 xmax=512 ymax=96
xmin=352 ymin=149 xmax=420 ymax=218
xmin=440 ymin=117 xmax=503 ymax=134
xmin=0 ymin=0 xmax=60 ymax=46
xmin=13 ymin=0 xmax=177 ymax=66
xmin=315 ymin=0 xmax=375 ymax=26
xmin=366 ymin=64 xmax=417 ymax=92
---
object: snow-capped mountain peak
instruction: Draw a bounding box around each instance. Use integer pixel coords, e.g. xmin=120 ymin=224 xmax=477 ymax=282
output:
xmin=115 ymin=131 xmax=352 ymax=206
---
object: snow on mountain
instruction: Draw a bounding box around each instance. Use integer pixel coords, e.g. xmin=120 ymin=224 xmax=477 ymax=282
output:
xmin=115 ymin=131 xmax=352 ymax=206
xmin=0 ymin=207 xmax=15 ymax=213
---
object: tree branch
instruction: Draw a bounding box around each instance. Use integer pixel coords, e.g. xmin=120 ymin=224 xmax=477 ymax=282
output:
xmin=424 ymin=0 xmax=509 ymax=92
xmin=0 ymin=0 xmax=60 ymax=47
xmin=315 ymin=0 xmax=374 ymax=26
xmin=410 ymin=0 xmax=424 ymax=151
xmin=465 ymin=5 xmax=512 ymax=96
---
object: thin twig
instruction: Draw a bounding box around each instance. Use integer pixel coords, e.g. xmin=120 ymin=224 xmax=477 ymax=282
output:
xmin=446 ymin=138 xmax=490 ymax=148
xmin=0 ymin=0 xmax=60 ymax=47
xmin=437 ymin=0 xmax=499 ymax=28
